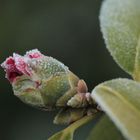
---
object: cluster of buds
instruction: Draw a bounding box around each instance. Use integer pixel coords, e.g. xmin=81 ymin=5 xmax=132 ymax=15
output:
xmin=1 ymin=49 xmax=96 ymax=124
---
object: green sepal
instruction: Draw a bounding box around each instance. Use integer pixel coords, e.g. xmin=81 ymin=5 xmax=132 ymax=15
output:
xmin=53 ymin=108 xmax=86 ymax=125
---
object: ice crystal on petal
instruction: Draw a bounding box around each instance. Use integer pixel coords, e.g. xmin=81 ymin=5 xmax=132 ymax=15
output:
xmin=1 ymin=56 xmax=23 ymax=82
xmin=13 ymin=53 xmax=31 ymax=76
xmin=25 ymin=49 xmax=43 ymax=59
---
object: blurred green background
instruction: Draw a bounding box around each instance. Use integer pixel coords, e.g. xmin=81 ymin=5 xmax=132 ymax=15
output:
xmin=0 ymin=0 xmax=129 ymax=140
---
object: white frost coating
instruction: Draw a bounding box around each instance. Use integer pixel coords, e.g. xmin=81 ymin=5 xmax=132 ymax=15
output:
xmin=26 ymin=48 xmax=40 ymax=53
xmin=49 ymin=56 xmax=69 ymax=71
xmin=25 ymin=49 xmax=41 ymax=55
xmin=1 ymin=56 xmax=13 ymax=69
xmin=100 ymin=0 xmax=140 ymax=75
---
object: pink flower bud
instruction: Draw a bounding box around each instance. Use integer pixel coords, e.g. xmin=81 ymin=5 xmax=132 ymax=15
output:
xmin=1 ymin=49 xmax=43 ymax=83
xmin=1 ymin=49 xmax=95 ymax=125
xmin=1 ymin=49 xmax=80 ymax=110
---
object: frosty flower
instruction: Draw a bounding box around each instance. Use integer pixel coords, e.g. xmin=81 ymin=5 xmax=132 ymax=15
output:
xmin=1 ymin=49 xmax=80 ymax=111
xmin=1 ymin=49 xmax=44 ymax=83
xmin=1 ymin=49 xmax=96 ymax=124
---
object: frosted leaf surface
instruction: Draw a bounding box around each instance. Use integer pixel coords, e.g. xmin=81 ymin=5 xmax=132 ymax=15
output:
xmin=100 ymin=0 xmax=140 ymax=80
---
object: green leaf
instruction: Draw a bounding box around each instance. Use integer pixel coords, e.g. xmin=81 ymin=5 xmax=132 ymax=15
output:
xmin=48 ymin=130 xmax=73 ymax=140
xmin=48 ymin=115 xmax=98 ymax=140
xmin=92 ymin=78 xmax=140 ymax=140
xmin=100 ymin=0 xmax=140 ymax=80
xmin=87 ymin=114 xmax=125 ymax=140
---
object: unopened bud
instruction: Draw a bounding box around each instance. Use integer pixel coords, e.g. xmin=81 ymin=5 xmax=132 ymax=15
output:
xmin=1 ymin=49 xmax=79 ymax=110
xmin=1 ymin=49 xmax=96 ymax=125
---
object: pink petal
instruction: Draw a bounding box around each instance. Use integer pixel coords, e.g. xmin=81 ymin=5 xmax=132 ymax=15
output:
xmin=25 ymin=49 xmax=43 ymax=59
xmin=1 ymin=56 xmax=23 ymax=82
xmin=1 ymin=57 xmax=16 ymax=72
xmin=1 ymin=49 xmax=44 ymax=83
xmin=13 ymin=53 xmax=31 ymax=76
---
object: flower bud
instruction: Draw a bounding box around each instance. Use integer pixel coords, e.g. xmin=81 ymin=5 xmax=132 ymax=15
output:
xmin=1 ymin=49 xmax=79 ymax=110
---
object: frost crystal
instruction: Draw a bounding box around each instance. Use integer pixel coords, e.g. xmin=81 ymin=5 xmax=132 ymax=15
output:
xmin=1 ymin=49 xmax=44 ymax=82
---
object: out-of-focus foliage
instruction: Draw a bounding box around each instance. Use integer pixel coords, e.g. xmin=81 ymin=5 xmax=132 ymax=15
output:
xmin=87 ymin=114 xmax=125 ymax=140
xmin=0 ymin=0 xmax=129 ymax=140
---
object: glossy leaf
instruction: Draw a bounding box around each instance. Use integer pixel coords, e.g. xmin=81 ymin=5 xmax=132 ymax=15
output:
xmin=100 ymin=0 xmax=140 ymax=80
xmin=48 ymin=115 xmax=97 ymax=140
xmin=87 ymin=114 xmax=125 ymax=140
xmin=92 ymin=78 xmax=140 ymax=140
